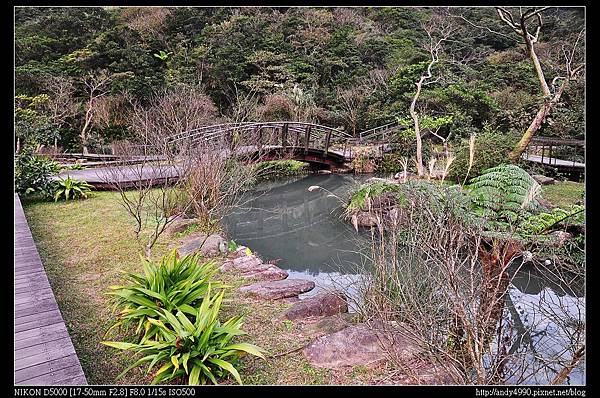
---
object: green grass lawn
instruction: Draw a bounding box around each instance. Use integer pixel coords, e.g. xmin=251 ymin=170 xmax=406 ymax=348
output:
xmin=542 ymin=180 xmax=585 ymax=208
xmin=22 ymin=191 xmax=387 ymax=385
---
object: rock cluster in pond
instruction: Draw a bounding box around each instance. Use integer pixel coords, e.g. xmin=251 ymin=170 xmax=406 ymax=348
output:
xmin=216 ymin=244 xmax=318 ymax=301
xmin=239 ymin=279 xmax=315 ymax=300
xmin=282 ymin=292 xmax=348 ymax=320
xmin=177 ymin=233 xmax=227 ymax=257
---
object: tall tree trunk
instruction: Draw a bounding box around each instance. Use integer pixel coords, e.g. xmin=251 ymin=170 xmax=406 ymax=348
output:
xmin=508 ymin=78 xmax=569 ymax=162
xmin=410 ymin=78 xmax=425 ymax=176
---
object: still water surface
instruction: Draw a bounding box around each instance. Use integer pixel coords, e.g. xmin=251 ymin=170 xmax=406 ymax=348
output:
xmin=223 ymin=173 xmax=585 ymax=385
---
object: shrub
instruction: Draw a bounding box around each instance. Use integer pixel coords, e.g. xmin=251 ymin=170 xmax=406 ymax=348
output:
xmin=253 ymin=160 xmax=308 ymax=179
xmin=53 ymin=177 xmax=93 ymax=201
xmin=449 ymin=129 xmax=518 ymax=183
xmin=15 ymin=151 xmax=60 ymax=197
xmin=346 ymin=181 xmax=405 ymax=213
xmin=103 ymin=285 xmax=266 ymax=385
xmin=107 ymin=251 xmax=221 ymax=340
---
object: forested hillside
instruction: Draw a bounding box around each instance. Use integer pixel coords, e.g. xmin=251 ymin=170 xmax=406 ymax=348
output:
xmin=15 ymin=7 xmax=584 ymax=153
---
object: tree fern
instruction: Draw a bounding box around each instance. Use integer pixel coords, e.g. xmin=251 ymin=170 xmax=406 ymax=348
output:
xmin=466 ymin=164 xmax=543 ymax=224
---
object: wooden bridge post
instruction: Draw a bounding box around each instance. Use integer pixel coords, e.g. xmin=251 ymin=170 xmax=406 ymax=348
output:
xmin=304 ymin=126 xmax=312 ymax=154
xmin=541 ymin=144 xmax=545 ymax=165
xmin=256 ymin=126 xmax=263 ymax=150
xmin=282 ymin=123 xmax=288 ymax=150
xmin=323 ymin=131 xmax=332 ymax=158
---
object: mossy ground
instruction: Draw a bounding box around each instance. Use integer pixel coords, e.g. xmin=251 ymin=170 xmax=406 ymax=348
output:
xmin=22 ymin=191 xmax=388 ymax=385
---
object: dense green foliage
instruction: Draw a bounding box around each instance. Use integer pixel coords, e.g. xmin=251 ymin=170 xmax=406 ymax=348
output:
xmin=449 ymin=129 xmax=519 ymax=183
xmin=519 ymin=205 xmax=584 ymax=235
xmin=53 ymin=177 xmax=93 ymax=201
xmin=107 ymin=251 xmax=221 ymax=340
xmin=104 ymin=251 xmax=264 ymax=384
xmin=466 ymin=164 xmax=544 ymax=225
xmin=346 ymin=180 xmax=405 ymax=212
xmin=253 ymin=160 xmax=308 ymax=179
xmin=15 ymin=7 xmax=584 ymax=154
xmin=14 ymin=151 xmax=61 ymax=196
xmin=104 ymin=285 xmax=265 ymax=385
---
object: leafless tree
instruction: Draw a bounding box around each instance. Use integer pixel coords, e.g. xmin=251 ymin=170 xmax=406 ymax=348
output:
xmin=120 ymin=6 xmax=171 ymax=39
xmin=336 ymin=85 xmax=367 ymax=137
xmin=103 ymin=86 xmax=267 ymax=258
xmin=409 ymin=10 xmax=461 ymax=177
xmin=42 ymin=75 xmax=79 ymax=153
xmin=80 ymin=70 xmax=123 ymax=154
xmin=224 ymin=82 xmax=260 ymax=124
xmin=491 ymin=7 xmax=585 ymax=161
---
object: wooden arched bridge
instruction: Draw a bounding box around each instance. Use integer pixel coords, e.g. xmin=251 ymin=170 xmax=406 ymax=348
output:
xmin=56 ymin=121 xmax=406 ymax=188
xmin=165 ymin=121 xmax=407 ymax=168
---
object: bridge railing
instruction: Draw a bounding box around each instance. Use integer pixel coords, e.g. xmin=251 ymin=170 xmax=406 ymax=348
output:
xmin=166 ymin=121 xmax=354 ymax=159
xmin=358 ymin=121 xmax=405 ymax=143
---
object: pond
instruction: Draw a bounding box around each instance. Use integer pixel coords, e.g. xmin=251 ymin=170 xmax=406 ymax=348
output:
xmin=223 ymin=173 xmax=585 ymax=385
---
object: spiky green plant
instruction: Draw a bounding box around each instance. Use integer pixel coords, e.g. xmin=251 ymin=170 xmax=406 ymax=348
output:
xmin=53 ymin=177 xmax=93 ymax=201
xmin=466 ymin=164 xmax=544 ymax=224
xmin=519 ymin=205 xmax=584 ymax=235
xmin=103 ymin=284 xmax=266 ymax=385
xmin=107 ymin=251 xmax=222 ymax=340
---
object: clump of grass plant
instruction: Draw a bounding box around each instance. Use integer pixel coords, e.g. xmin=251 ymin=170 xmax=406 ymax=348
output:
xmin=103 ymin=250 xmax=265 ymax=385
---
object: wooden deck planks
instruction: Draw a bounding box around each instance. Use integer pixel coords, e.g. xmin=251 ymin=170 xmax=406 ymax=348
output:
xmin=14 ymin=194 xmax=87 ymax=385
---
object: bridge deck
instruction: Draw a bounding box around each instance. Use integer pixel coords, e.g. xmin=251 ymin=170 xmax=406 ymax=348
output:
xmin=14 ymin=194 xmax=87 ymax=385
xmin=523 ymin=154 xmax=585 ymax=169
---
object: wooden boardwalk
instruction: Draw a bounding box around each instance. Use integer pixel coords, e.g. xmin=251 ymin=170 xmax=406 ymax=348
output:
xmin=523 ymin=154 xmax=585 ymax=169
xmin=14 ymin=194 xmax=87 ymax=385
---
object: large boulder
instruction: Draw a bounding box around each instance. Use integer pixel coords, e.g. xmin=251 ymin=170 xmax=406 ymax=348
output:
xmin=303 ymin=322 xmax=420 ymax=369
xmin=282 ymin=292 xmax=348 ymax=320
xmin=178 ymin=233 xmax=227 ymax=257
xmin=239 ymin=279 xmax=315 ymax=300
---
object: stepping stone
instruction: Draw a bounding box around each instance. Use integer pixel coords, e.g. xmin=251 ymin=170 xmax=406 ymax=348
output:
xmin=241 ymin=264 xmax=289 ymax=281
xmin=220 ymin=255 xmax=263 ymax=272
xmin=303 ymin=322 xmax=419 ymax=369
xmin=282 ymin=292 xmax=348 ymax=320
xmin=178 ymin=233 xmax=227 ymax=257
xmin=239 ymin=279 xmax=315 ymax=300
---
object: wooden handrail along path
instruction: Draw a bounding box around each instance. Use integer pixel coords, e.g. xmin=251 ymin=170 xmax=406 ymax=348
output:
xmin=14 ymin=194 xmax=87 ymax=385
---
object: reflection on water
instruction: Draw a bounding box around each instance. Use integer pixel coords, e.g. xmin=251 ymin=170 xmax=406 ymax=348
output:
xmin=224 ymin=174 xmax=371 ymax=277
xmin=223 ymin=174 xmax=585 ymax=384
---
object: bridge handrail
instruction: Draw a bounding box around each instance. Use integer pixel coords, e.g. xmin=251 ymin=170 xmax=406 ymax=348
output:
xmin=167 ymin=121 xmax=352 ymax=145
xmin=358 ymin=121 xmax=405 ymax=142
